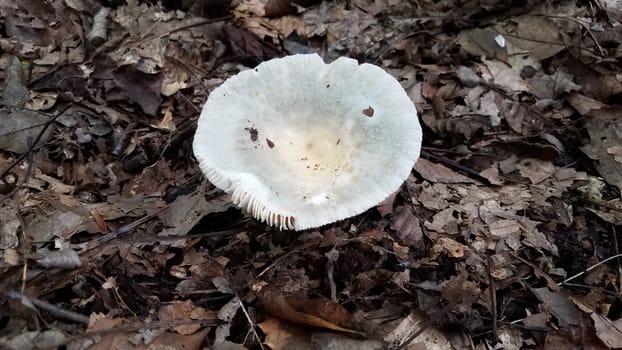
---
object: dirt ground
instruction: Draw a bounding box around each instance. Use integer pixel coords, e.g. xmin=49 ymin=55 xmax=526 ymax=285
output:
xmin=1 ymin=0 xmax=622 ymax=349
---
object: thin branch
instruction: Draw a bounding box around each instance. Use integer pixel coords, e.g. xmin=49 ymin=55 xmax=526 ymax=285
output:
xmin=237 ymin=298 xmax=266 ymax=350
xmin=4 ymin=290 xmax=90 ymax=324
xmin=487 ymin=255 xmax=499 ymax=343
xmin=560 ymin=253 xmax=622 ymax=286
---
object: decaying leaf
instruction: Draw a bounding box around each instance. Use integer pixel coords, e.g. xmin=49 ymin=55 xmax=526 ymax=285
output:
xmin=252 ymin=281 xmax=363 ymax=335
xmin=157 ymin=191 xmax=231 ymax=244
xmin=1 ymin=0 xmax=620 ymax=348
xmin=531 ymin=287 xmax=581 ymax=329
xmin=259 ymin=317 xmax=315 ymax=350
xmin=456 ymin=28 xmax=507 ymax=60
xmin=383 ymin=310 xmax=452 ymax=349
xmin=580 ymin=107 xmax=622 ymax=191
xmin=390 ymin=206 xmax=423 ymax=247
xmin=158 ymin=300 xmax=217 ymax=335
xmin=0 ymin=57 xmax=54 ymax=153
xmin=414 ymin=158 xmax=478 ymax=184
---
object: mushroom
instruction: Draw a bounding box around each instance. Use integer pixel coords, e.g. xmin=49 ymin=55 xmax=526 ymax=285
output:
xmin=193 ymin=54 xmax=422 ymax=230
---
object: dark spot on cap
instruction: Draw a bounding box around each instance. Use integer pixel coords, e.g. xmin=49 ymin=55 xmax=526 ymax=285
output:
xmin=362 ymin=106 xmax=374 ymax=117
xmin=520 ymin=65 xmax=536 ymax=79
xmin=326 ymin=84 xmax=330 ymax=88
xmin=244 ymin=127 xmax=258 ymax=142
xmin=336 ymin=138 xmax=340 ymax=145
xmin=266 ymin=138 xmax=275 ymax=148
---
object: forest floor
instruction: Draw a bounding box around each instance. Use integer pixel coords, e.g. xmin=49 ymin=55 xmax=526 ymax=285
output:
xmin=1 ymin=0 xmax=622 ymax=349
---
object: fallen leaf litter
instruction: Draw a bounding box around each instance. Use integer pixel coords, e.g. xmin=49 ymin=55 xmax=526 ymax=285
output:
xmin=0 ymin=0 xmax=621 ymax=349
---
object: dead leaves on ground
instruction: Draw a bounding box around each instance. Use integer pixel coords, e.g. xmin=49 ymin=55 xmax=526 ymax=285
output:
xmin=253 ymin=281 xmax=362 ymax=335
xmin=1 ymin=0 xmax=622 ymax=349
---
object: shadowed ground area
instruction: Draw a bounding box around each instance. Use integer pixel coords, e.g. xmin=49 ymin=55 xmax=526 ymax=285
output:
xmin=0 ymin=0 xmax=622 ymax=349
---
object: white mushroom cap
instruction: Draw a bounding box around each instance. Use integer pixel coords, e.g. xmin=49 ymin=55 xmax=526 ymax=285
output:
xmin=193 ymin=54 xmax=422 ymax=230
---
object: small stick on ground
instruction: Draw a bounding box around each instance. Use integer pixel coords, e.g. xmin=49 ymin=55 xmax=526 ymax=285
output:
xmin=0 ymin=104 xmax=71 ymax=204
xmin=487 ymin=255 xmax=499 ymax=343
xmin=4 ymin=290 xmax=90 ymax=324
xmin=237 ymin=297 xmax=266 ymax=350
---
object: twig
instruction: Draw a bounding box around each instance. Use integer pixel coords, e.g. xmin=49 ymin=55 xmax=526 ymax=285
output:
xmin=470 ymin=318 xmax=552 ymax=337
xmin=613 ymin=224 xmax=622 ymax=296
xmin=237 ymin=297 xmax=266 ymax=350
xmin=539 ymin=14 xmax=606 ymax=57
xmin=257 ymin=247 xmax=304 ymax=278
xmin=395 ymin=318 xmax=431 ymax=350
xmin=487 ymin=255 xmax=499 ymax=343
xmin=373 ymin=31 xmax=433 ymax=64
xmin=326 ymin=251 xmax=338 ymax=302
xmin=24 ymin=136 xmax=34 ymax=185
xmin=4 ymin=290 xmax=90 ymax=324
xmin=420 ymin=150 xmax=491 ymax=184
xmin=560 ymin=253 xmax=622 ymax=286
xmin=257 ymin=250 xmax=299 ymax=278
xmin=129 ymin=229 xmax=241 ymax=244
xmin=0 ymin=105 xmax=71 ymax=204
xmin=0 ymin=105 xmax=70 ymax=180
xmin=82 ymin=319 xmax=220 ymax=336
xmin=511 ymin=252 xmax=559 ymax=290
xmin=86 ymin=205 xmax=170 ymax=251
xmin=561 ymin=282 xmax=618 ymax=296
xmin=477 ymin=80 xmax=557 ymax=131
xmin=138 ymin=16 xmax=233 ymax=46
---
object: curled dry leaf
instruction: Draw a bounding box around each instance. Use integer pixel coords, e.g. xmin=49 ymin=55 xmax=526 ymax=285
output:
xmin=252 ymin=281 xmax=363 ymax=335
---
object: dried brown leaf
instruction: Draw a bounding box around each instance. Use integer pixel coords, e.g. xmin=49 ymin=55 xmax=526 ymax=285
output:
xmin=481 ymin=58 xmax=529 ymax=92
xmin=505 ymin=15 xmax=565 ymax=61
xmin=390 ymin=206 xmax=423 ymax=246
xmin=592 ymin=313 xmax=622 ymax=348
xmin=383 ymin=310 xmax=452 ymax=349
xmin=112 ymin=65 xmax=163 ymax=116
xmin=159 ymin=300 xmax=216 ymax=335
xmin=259 ymin=317 xmax=315 ymax=350
xmin=437 ymin=237 xmax=465 ymax=258
xmin=157 ymin=191 xmax=231 ymax=243
xmin=456 ymin=28 xmax=506 ymax=60
xmin=375 ymin=189 xmax=397 ymax=216
xmin=531 ymin=287 xmax=581 ymax=328
xmin=252 ymin=282 xmax=363 ymax=335
xmin=414 ymin=158 xmax=478 ymax=184
xmin=580 ymin=107 xmax=622 ymax=191
xmin=516 ymin=158 xmax=555 ymax=184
